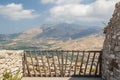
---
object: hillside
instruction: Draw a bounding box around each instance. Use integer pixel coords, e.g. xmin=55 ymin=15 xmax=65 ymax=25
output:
xmin=60 ymin=35 xmax=104 ymax=50
xmin=17 ymin=27 xmax=43 ymax=39
xmin=0 ymin=23 xmax=104 ymax=50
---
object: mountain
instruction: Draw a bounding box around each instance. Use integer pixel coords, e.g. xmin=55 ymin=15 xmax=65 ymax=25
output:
xmin=17 ymin=23 xmax=103 ymax=40
xmin=17 ymin=27 xmax=43 ymax=39
xmin=36 ymin=23 xmax=102 ymax=40
xmin=0 ymin=23 xmax=104 ymax=50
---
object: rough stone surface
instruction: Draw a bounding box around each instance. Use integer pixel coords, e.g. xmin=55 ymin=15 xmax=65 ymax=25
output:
xmin=102 ymin=2 xmax=120 ymax=80
xmin=0 ymin=50 xmax=23 ymax=79
xmin=22 ymin=77 xmax=101 ymax=80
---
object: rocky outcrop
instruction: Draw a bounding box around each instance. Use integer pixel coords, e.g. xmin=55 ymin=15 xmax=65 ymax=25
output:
xmin=102 ymin=2 xmax=120 ymax=80
xmin=0 ymin=50 xmax=23 ymax=79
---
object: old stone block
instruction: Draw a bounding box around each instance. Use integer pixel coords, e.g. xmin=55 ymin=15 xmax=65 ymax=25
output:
xmin=115 ymin=46 xmax=120 ymax=51
xmin=109 ymin=54 xmax=115 ymax=59
xmin=110 ymin=77 xmax=117 ymax=80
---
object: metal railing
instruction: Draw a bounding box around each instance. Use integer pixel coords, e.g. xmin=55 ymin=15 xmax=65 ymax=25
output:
xmin=23 ymin=50 xmax=102 ymax=77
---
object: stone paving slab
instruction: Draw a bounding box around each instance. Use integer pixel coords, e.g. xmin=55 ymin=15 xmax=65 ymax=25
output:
xmin=22 ymin=77 xmax=101 ymax=80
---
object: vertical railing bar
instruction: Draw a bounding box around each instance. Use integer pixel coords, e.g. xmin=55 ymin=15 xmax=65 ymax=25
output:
xmin=46 ymin=50 xmax=51 ymax=77
xmin=29 ymin=50 xmax=36 ymax=76
xmin=23 ymin=51 xmax=26 ymax=77
xmin=95 ymin=52 xmax=100 ymax=76
xmin=79 ymin=51 xmax=85 ymax=75
xmin=68 ymin=51 xmax=74 ymax=77
xmin=35 ymin=50 xmax=42 ymax=77
xmin=99 ymin=51 xmax=102 ymax=76
xmin=74 ymin=51 xmax=79 ymax=75
xmin=64 ymin=51 xmax=68 ymax=77
xmin=54 ymin=50 xmax=58 ymax=77
xmin=89 ymin=52 xmax=96 ymax=75
xmin=84 ymin=52 xmax=90 ymax=75
xmin=57 ymin=50 xmax=61 ymax=77
xmin=52 ymin=51 xmax=57 ymax=77
xmin=24 ymin=51 xmax=31 ymax=76
xmin=61 ymin=50 xmax=64 ymax=77
xmin=40 ymin=50 xmax=47 ymax=77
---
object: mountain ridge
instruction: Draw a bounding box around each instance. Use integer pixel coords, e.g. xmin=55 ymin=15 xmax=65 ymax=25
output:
xmin=0 ymin=23 xmax=104 ymax=50
xmin=17 ymin=23 xmax=103 ymax=40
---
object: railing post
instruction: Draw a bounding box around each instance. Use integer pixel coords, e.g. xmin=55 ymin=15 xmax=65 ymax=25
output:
xmin=99 ymin=51 xmax=102 ymax=77
xmin=89 ymin=52 xmax=96 ymax=75
xmin=74 ymin=51 xmax=79 ymax=75
xmin=35 ymin=50 xmax=42 ymax=77
xmin=84 ymin=52 xmax=90 ymax=75
xmin=24 ymin=51 xmax=31 ymax=76
xmin=22 ymin=50 xmax=25 ymax=77
xmin=68 ymin=50 xmax=74 ymax=76
xmin=79 ymin=51 xmax=85 ymax=75
xmin=61 ymin=50 xmax=64 ymax=77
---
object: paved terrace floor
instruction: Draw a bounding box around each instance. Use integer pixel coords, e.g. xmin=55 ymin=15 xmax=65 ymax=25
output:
xmin=22 ymin=77 xmax=101 ymax=80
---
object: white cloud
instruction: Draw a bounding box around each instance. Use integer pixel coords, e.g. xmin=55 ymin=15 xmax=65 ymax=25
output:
xmin=41 ymin=0 xmax=82 ymax=5
xmin=48 ymin=0 xmax=120 ymax=23
xmin=0 ymin=3 xmax=39 ymax=20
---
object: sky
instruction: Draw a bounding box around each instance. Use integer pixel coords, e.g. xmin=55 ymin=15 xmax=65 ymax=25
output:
xmin=0 ymin=0 xmax=119 ymax=34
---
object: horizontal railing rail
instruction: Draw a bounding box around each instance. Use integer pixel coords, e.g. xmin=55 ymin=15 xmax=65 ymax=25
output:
xmin=23 ymin=50 xmax=102 ymax=77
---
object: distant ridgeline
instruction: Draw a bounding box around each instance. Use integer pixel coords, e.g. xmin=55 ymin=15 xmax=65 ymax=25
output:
xmin=0 ymin=23 xmax=103 ymax=50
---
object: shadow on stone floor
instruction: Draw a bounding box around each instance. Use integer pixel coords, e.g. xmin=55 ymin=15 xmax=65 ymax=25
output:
xmin=68 ymin=77 xmax=102 ymax=80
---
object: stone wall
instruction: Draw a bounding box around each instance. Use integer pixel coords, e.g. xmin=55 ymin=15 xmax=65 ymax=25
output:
xmin=0 ymin=50 xmax=23 ymax=79
xmin=102 ymin=2 xmax=120 ymax=80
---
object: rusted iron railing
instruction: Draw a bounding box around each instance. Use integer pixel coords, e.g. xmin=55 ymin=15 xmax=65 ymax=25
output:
xmin=23 ymin=50 xmax=102 ymax=77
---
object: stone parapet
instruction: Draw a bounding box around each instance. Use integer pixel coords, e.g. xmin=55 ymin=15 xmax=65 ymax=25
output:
xmin=102 ymin=1 xmax=120 ymax=80
xmin=0 ymin=50 xmax=23 ymax=80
